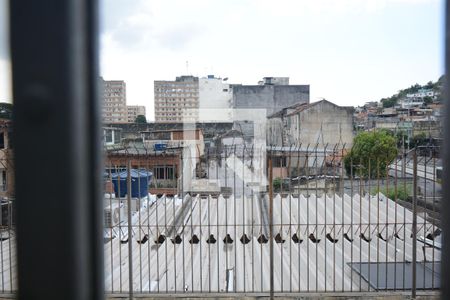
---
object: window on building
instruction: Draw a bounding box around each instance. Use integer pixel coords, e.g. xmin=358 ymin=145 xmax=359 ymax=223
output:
xmin=0 ymin=132 xmax=5 ymax=149
xmin=105 ymin=130 xmax=113 ymax=143
xmin=113 ymin=130 xmax=121 ymax=144
xmin=154 ymin=166 xmax=175 ymax=180
xmin=1 ymin=170 xmax=6 ymax=192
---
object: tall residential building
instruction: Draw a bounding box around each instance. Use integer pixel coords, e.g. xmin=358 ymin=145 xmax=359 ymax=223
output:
xmin=127 ymin=105 xmax=146 ymax=122
xmin=154 ymin=76 xmax=199 ymax=123
xmin=102 ymin=78 xmax=128 ymax=123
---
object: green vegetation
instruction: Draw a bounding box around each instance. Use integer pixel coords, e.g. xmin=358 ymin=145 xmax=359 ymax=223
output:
xmin=371 ymin=184 xmax=413 ymax=201
xmin=394 ymin=131 xmax=429 ymax=149
xmin=135 ymin=114 xmax=147 ymax=123
xmin=381 ymin=83 xmax=420 ymax=108
xmin=423 ymin=96 xmax=433 ymax=105
xmin=344 ymin=130 xmax=397 ymax=178
xmin=272 ymin=177 xmax=282 ymax=191
xmin=410 ymin=132 xmax=428 ymax=148
xmin=379 ymin=75 xmax=444 ymax=108
xmin=395 ymin=130 xmax=408 ymax=148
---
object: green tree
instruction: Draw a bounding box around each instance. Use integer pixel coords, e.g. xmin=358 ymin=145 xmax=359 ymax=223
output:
xmin=395 ymin=130 xmax=408 ymax=148
xmin=272 ymin=177 xmax=282 ymax=191
xmin=344 ymin=130 xmax=398 ymax=178
xmin=135 ymin=115 xmax=147 ymax=123
xmin=381 ymin=97 xmax=397 ymax=108
xmin=410 ymin=132 xmax=428 ymax=148
xmin=423 ymin=96 xmax=433 ymax=105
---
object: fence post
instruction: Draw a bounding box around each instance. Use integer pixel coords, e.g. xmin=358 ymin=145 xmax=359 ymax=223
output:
xmin=412 ymin=149 xmax=418 ymax=299
xmin=268 ymin=152 xmax=274 ymax=299
xmin=127 ymin=161 xmax=134 ymax=299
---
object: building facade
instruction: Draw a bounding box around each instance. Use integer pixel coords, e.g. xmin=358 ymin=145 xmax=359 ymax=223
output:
xmin=102 ymin=79 xmax=128 ymax=123
xmin=154 ymin=76 xmax=199 ymax=123
xmin=268 ymin=100 xmax=354 ymax=148
xmin=127 ymin=105 xmax=146 ymax=123
xmin=232 ymin=77 xmax=309 ymax=117
xmin=198 ymin=75 xmax=233 ymax=122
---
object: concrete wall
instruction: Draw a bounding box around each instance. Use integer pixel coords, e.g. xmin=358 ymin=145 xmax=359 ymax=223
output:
xmin=232 ymin=85 xmax=309 ymax=116
xmin=287 ymin=100 xmax=354 ymax=148
xmin=266 ymin=117 xmax=284 ymax=146
xmin=105 ymin=122 xmax=234 ymax=143
xmin=198 ymin=77 xmax=233 ymax=122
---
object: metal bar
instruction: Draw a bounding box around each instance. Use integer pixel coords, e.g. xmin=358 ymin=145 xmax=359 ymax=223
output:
xmin=118 ymin=164 xmax=123 ymax=293
xmin=127 ymin=162 xmax=134 ymax=298
xmin=306 ymin=148 xmax=310 ymax=292
xmin=233 ymin=145 xmax=237 ymax=293
xmin=280 ymin=150 xmax=284 ymax=292
xmin=359 ymin=158 xmax=363 ymax=292
xmin=242 ymin=145 xmax=246 ymax=293
xmin=367 ymin=159 xmax=371 ymax=291
xmin=394 ymin=139 xmax=398 ymax=291
xmin=105 ymin=291 xmax=441 ymax=298
xmin=296 ymin=145 xmax=301 ymax=292
xmin=376 ymin=159 xmax=380 ymax=290
xmin=350 ymin=155 xmax=354 ymax=292
xmin=268 ymin=153 xmax=274 ymax=299
xmin=10 ymin=0 xmax=103 ymax=298
xmin=411 ymin=150 xmax=418 ymax=299
xmin=207 ymin=149 xmax=211 ymax=293
xmin=287 ymin=147 xmax=292 ymax=293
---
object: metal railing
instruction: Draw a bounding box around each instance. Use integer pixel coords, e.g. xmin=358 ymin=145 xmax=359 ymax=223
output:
xmin=98 ymin=143 xmax=441 ymax=297
xmin=0 ymin=143 xmax=442 ymax=297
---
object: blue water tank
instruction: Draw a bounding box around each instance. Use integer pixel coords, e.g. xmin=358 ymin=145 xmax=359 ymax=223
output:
xmin=154 ymin=143 xmax=167 ymax=151
xmin=111 ymin=169 xmax=152 ymax=198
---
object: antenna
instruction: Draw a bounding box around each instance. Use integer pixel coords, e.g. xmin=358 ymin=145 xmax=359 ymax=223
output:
xmin=186 ymin=61 xmax=189 ymax=75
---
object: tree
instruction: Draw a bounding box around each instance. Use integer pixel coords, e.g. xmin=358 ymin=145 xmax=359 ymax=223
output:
xmin=381 ymin=97 xmax=397 ymax=108
xmin=135 ymin=115 xmax=147 ymax=123
xmin=344 ymin=130 xmax=398 ymax=178
xmin=410 ymin=132 xmax=428 ymax=148
xmin=423 ymin=96 xmax=433 ymax=105
xmin=395 ymin=130 xmax=408 ymax=148
xmin=272 ymin=177 xmax=282 ymax=191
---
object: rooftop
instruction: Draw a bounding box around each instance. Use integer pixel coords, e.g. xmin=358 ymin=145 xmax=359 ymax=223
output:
xmin=100 ymin=192 xmax=440 ymax=293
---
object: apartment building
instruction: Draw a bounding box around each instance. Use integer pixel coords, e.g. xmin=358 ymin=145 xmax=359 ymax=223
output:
xmin=102 ymin=78 xmax=128 ymax=123
xmin=127 ymin=105 xmax=146 ymax=123
xmin=154 ymin=75 xmax=199 ymax=123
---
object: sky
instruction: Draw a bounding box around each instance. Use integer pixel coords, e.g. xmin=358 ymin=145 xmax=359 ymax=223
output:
xmin=0 ymin=0 xmax=445 ymax=120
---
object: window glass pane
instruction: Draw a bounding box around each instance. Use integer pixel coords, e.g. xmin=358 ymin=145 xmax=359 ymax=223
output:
xmin=101 ymin=0 xmax=444 ymax=296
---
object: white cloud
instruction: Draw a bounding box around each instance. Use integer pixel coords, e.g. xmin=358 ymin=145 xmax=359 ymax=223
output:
xmin=99 ymin=0 xmax=443 ymax=120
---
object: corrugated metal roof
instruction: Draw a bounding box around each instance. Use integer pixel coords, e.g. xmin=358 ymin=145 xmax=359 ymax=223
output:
xmin=102 ymin=193 xmax=441 ymax=293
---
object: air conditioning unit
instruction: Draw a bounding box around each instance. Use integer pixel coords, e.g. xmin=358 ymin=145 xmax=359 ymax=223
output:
xmin=104 ymin=203 xmax=124 ymax=228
